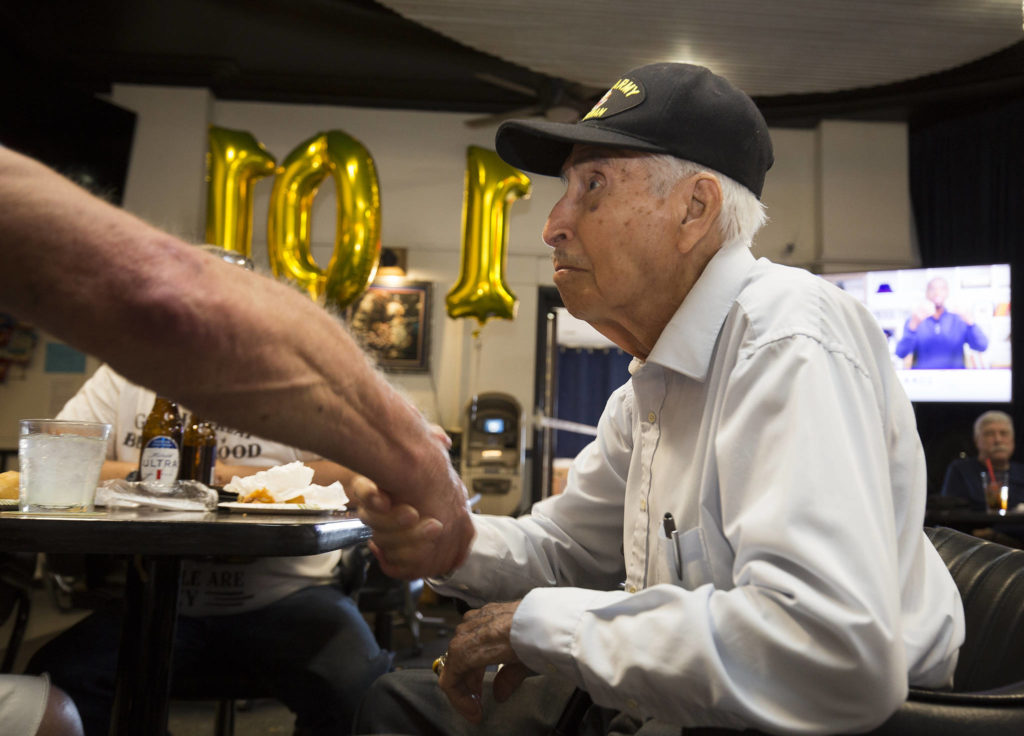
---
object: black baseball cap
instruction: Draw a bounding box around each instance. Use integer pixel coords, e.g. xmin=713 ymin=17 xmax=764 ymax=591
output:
xmin=495 ymin=63 xmax=774 ymax=198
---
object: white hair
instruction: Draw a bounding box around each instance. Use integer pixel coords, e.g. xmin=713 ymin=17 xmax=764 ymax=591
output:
xmin=644 ymin=154 xmax=767 ymax=244
xmin=974 ymin=410 xmax=1014 ymax=441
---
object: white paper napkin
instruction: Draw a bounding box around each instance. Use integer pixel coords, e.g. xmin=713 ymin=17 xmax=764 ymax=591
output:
xmin=224 ymin=461 xmax=348 ymax=508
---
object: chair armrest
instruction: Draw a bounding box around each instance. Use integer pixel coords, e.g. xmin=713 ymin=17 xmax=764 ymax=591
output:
xmin=866 ymin=684 xmax=1024 ymax=736
xmin=908 ymin=681 xmax=1024 ymax=705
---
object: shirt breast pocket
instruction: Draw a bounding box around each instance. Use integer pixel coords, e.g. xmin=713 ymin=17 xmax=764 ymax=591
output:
xmin=661 ymin=526 xmax=714 ymax=590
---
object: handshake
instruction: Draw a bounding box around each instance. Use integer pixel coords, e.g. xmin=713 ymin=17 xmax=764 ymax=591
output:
xmin=349 ymin=443 xmax=476 ymax=580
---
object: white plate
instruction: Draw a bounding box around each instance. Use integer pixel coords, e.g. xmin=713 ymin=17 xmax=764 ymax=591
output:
xmin=218 ymin=501 xmax=345 ymax=515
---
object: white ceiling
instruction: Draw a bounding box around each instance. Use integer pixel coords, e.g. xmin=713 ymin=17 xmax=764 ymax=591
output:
xmin=380 ymin=0 xmax=1024 ymax=97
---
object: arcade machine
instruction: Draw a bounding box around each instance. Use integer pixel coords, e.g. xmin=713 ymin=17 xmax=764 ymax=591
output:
xmin=461 ymin=392 xmax=525 ymax=516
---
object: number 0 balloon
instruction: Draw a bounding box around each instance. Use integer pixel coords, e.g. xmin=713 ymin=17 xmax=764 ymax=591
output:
xmin=446 ymin=146 xmax=531 ymax=326
xmin=267 ymin=131 xmax=382 ymax=311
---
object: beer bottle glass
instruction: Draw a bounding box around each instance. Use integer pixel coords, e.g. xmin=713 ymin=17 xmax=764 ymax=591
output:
xmin=182 ymin=414 xmax=217 ymax=485
xmin=138 ymin=396 xmax=183 ymax=485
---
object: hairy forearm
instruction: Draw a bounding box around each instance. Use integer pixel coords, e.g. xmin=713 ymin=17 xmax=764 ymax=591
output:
xmin=0 ymin=148 xmax=472 ymax=558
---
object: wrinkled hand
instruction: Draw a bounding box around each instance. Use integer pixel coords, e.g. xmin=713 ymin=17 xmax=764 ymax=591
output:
xmin=427 ymin=423 xmax=452 ymax=448
xmin=349 ymin=473 xmax=475 ymax=580
xmin=438 ymin=601 xmax=529 ymax=723
xmin=349 ymin=421 xmax=474 ymax=579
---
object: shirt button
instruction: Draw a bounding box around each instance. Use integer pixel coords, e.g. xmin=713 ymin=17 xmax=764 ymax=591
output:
xmin=627 ymin=585 xmax=637 ymax=593
xmin=647 ymin=411 xmax=656 ymax=423
xmin=626 ymin=698 xmax=639 ymax=710
xmin=546 ymin=663 xmax=558 ymax=674
xmin=639 ymin=498 xmax=647 ymax=511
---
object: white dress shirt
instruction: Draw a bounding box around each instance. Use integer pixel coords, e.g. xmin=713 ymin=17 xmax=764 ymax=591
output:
xmin=434 ymin=241 xmax=965 ymax=734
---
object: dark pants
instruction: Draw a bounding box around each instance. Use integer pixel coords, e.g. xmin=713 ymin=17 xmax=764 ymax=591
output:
xmin=353 ymin=669 xmax=685 ymax=736
xmin=27 ymin=584 xmax=392 ymax=736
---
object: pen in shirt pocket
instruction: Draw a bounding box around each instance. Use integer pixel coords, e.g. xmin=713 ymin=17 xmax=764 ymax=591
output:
xmin=664 ymin=512 xmax=683 ymax=580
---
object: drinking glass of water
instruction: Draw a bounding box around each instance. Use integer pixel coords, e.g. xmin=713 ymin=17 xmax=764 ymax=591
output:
xmin=18 ymin=419 xmax=111 ymax=512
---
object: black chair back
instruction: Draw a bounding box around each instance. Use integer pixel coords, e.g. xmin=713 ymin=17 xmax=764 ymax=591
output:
xmin=925 ymin=525 xmax=1024 ymax=691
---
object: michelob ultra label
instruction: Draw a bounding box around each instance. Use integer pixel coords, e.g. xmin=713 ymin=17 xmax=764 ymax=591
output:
xmin=140 ymin=436 xmax=180 ymax=483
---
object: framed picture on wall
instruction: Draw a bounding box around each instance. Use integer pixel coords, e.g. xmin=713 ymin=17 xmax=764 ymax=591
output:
xmin=346 ymin=280 xmax=432 ymax=372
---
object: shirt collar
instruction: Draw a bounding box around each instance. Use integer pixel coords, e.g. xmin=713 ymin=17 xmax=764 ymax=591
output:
xmin=640 ymin=238 xmax=756 ymax=380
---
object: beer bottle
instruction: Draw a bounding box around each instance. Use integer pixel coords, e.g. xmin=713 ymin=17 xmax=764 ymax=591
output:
xmin=181 ymin=413 xmax=217 ymax=485
xmin=138 ymin=396 xmax=183 ymax=485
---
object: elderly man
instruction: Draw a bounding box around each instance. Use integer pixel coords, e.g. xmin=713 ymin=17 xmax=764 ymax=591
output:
xmin=942 ymin=410 xmax=1024 ymax=546
xmin=352 ymin=63 xmax=964 ymax=735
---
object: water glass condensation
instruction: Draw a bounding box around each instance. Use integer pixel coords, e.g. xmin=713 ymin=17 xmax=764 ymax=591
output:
xmin=18 ymin=419 xmax=111 ymax=512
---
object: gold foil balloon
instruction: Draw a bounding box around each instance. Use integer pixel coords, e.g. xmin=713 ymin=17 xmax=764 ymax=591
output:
xmin=267 ymin=131 xmax=382 ymax=311
xmin=446 ymin=146 xmax=531 ymax=325
xmin=204 ymin=126 xmax=277 ymax=257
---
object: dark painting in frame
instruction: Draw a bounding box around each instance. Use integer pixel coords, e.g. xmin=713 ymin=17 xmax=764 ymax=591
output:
xmin=347 ymin=280 xmax=432 ymax=372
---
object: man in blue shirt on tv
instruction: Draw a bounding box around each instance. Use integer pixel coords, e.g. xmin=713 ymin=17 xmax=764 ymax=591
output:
xmin=895 ymin=276 xmax=988 ymax=368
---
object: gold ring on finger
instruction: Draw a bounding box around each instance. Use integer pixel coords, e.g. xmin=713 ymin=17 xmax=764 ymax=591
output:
xmin=432 ymin=652 xmax=448 ymax=677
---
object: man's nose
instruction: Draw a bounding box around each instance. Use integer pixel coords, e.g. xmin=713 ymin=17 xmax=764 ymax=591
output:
xmin=542 ymin=198 xmax=572 ymax=248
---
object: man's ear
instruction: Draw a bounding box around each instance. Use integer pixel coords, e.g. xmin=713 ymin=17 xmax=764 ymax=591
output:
xmin=678 ymin=174 xmax=722 ymax=253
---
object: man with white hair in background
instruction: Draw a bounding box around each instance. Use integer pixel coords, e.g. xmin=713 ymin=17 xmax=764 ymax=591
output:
xmin=352 ymin=62 xmax=965 ymax=735
xmin=942 ymin=409 xmax=1024 ymax=547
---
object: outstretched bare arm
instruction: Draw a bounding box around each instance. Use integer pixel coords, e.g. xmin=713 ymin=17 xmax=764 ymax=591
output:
xmin=0 ymin=146 xmax=473 ymax=575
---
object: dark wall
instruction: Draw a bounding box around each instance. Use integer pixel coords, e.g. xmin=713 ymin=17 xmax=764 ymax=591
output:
xmin=0 ymin=35 xmax=135 ymax=204
xmin=909 ymin=97 xmax=1024 ymax=493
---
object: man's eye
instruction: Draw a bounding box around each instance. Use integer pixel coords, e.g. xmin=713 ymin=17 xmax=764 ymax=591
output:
xmin=587 ymin=177 xmax=602 ymax=191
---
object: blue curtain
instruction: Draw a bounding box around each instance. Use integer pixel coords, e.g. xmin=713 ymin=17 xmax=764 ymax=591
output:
xmin=554 ymin=347 xmax=632 ymax=458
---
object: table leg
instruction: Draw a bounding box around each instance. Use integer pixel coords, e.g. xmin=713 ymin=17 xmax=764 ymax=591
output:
xmin=109 ymin=555 xmax=182 ymax=736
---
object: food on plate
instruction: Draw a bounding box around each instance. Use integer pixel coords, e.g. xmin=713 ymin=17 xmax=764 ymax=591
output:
xmin=237 ymin=488 xmax=306 ymax=504
xmin=224 ymin=462 xmax=348 ymax=508
xmin=237 ymin=488 xmax=275 ymax=504
xmin=0 ymin=470 xmax=19 ymax=499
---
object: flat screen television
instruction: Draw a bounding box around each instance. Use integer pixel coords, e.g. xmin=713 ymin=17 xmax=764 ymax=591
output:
xmin=821 ymin=264 xmax=1011 ymax=403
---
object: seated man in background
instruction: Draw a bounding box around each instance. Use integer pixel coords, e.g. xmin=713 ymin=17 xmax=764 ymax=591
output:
xmin=941 ymin=409 xmax=1024 ymax=547
xmin=353 ymin=62 xmax=965 ymax=735
xmin=26 ymin=365 xmax=391 ymax=736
